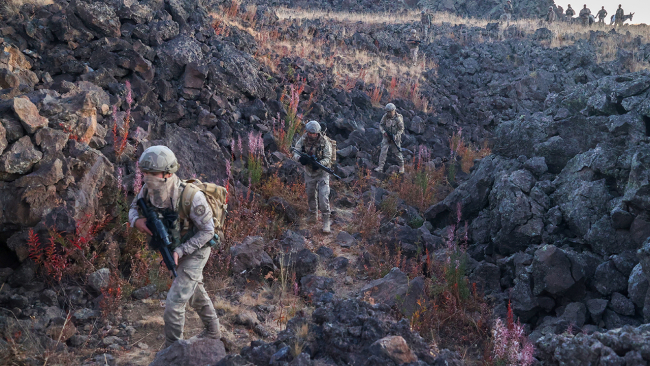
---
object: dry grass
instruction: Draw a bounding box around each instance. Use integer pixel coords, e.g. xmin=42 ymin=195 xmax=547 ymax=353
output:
xmin=1 ymin=0 xmax=53 ymax=18
xmin=276 ymin=8 xmax=489 ymax=28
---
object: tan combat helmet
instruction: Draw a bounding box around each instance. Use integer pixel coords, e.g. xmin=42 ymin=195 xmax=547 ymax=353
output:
xmin=138 ymin=145 xmax=179 ymax=174
xmin=385 ymin=103 xmax=396 ymax=111
xmin=305 ymin=120 xmax=321 ymax=133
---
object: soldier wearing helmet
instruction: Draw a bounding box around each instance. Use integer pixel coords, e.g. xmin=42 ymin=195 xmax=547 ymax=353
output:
xmin=292 ymin=121 xmax=333 ymax=233
xmin=420 ymin=10 xmax=432 ymax=41
xmin=375 ymin=103 xmax=405 ymax=174
xmin=407 ymin=29 xmax=420 ymax=64
xmin=128 ymin=145 xmax=221 ymax=348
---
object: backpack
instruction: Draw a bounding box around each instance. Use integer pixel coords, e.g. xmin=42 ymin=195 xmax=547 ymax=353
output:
xmin=179 ymin=179 xmax=228 ymax=248
xmin=323 ymin=134 xmax=337 ymax=164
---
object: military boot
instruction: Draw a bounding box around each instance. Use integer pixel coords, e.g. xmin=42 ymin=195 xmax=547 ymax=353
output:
xmin=322 ymin=214 xmax=331 ymax=233
xmin=399 ymin=165 xmax=405 ymax=174
xmin=199 ymin=318 xmax=221 ymax=339
xmin=307 ymin=212 xmax=317 ymax=224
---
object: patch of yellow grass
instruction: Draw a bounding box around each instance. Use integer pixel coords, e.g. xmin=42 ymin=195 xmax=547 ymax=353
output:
xmin=1 ymin=0 xmax=53 ymax=18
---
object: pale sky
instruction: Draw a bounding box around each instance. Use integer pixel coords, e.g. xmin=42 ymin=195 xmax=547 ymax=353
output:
xmin=558 ymin=0 xmax=650 ymax=25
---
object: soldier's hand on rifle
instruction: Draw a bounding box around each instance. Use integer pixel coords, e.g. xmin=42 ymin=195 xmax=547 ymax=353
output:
xmin=299 ymin=155 xmax=311 ymax=165
xmin=173 ymin=251 xmax=179 ymax=266
xmin=134 ymin=218 xmax=153 ymax=235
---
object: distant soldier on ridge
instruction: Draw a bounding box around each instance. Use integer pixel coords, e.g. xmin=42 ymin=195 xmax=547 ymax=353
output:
xmin=596 ymin=6 xmax=607 ymax=24
xmin=614 ymin=4 xmax=624 ymax=27
xmin=556 ymin=5 xmax=564 ymax=20
xmin=579 ymin=4 xmax=591 ymax=26
xmin=547 ymin=6 xmax=557 ymax=23
xmin=420 ymin=10 xmax=432 ymax=42
xmin=406 ymin=29 xmax=420 ymax=64
xmin=565 ymin=4 xmax=575 ymax=20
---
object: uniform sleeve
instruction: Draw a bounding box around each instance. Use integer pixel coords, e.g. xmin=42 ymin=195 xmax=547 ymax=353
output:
xmin=128 ymin=186 xmax=147 ymax=227
xmin=293 ymin=134 xmax=305 ymax=161
xmin=174 ymin=191 xmax=215 ymax=259
xmin=319 ymin=137 xmax=332 ymax=167
xmin=396 ymin=115 xmax=405 ymax=136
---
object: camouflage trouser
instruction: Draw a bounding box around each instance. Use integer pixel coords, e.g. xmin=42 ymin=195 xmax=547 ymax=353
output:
xmin=598 ymin=17 xmax=605 ymax=23
xmin=164 ymin=246 xmax=220 ymax=347
xmin=410 ymin=46 xmax=419 ymax=64
xmin=422 ymin=25 xmax=429 ymax=41
xmin=378 ymin=136 xmax=404 ymax=169
xmin=305 ymin=170 xmax=330 ymax=218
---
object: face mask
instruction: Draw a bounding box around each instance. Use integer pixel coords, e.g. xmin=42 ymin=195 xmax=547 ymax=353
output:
xmin=144 ymin=174 xmax=178 ymax=209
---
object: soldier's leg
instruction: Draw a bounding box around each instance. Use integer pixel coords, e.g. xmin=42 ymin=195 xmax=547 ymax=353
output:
xmin=317 ymin=174 xmax=331 ymax=233
xmin=375 ymin=137 xmax=389 ymax=171
xmin=164 ymin=249 xmax=208 ymax=347
xmin=394 ymin=145 xmax=404 ymax=173
xmin=187 ymin=247 xmax=220 ymax=339
xmin=305 ymin=172 xmax=318 ymax=222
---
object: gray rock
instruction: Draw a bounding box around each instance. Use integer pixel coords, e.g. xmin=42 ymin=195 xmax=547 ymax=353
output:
xmin=608 ymin=292 xmax=635 ymax=316
xmin=586 ymin=298 xmax=609 ymax=324
xmin=560 ymin=302 xmax=587 ymax=328
xmin=593 ymin=261 xmax=628 ymax=296
xmin=150 ymin=338 xmax=226 ymax=366
xmin=628 ymin=264 xmax=649 ymax=308
xmin=132 ymin=284 xmax=157 ymax=300
xmin=300 ymin=275 xmax=334 ymax=303
xmin=336 ymin=231 xmax=356 ymax=248
xmin=532 ymin=245 xmax=584 ymax=296
xmin=0 ymin=136 xmax=43 ymax=175
xmin=359 ymin=268 xmax=408 ymax=307
xmin=88 ymin=268 xmax=110 ymax=293
xmin=230 ymin=236 xmax=274 ymax=276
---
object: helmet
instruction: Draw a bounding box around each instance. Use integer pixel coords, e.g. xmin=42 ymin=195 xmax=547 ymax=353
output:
xmin=410 ymin=29 xmax=417 ymax=34
xmin=138 ymin=145 xmax=179 ymax=174
xmin=385 ymin=103 xmax=396 ymax=111
xmin=305 ymin=120 xmax=321 ymax=133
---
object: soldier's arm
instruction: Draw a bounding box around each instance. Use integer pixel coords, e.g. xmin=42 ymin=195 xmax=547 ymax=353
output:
xmin=396 ymin=115 xmax=405 ymax=136
xmin=293 ymin=135 xmax=305 ymax=161
xmin=319 ymin=138 xmax=332 ymax=166
xmin=174 ymin=191 xmax=214 ymax=259
xmin=128 ymin=187 xmax=147 ymax=227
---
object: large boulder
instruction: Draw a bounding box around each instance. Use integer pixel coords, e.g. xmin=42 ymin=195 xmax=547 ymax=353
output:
xmin=0 ymin=135 xmax=42 ymax=176
xmin=532 ymin=245 xmax=585 ymax=297
xmin=230 ymin=236 xmax=274 ymax=277
xmin=75 ymin=0 xmax=122 ymax=37
xmin=358 ymin=268 xmax=409 ymax=307
xmin=150 ymin=337 xmax=226 ymax=366
xmin=13 ymin=97 xmax=48 ymax=134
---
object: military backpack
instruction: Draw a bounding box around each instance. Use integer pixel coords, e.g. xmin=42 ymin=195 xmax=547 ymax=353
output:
xmin=179 ymin=179 xmax=228 ymax=248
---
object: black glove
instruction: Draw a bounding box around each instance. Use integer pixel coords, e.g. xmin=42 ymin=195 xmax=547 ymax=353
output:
xmin=299 ymin=155 xmax=310 ymax=165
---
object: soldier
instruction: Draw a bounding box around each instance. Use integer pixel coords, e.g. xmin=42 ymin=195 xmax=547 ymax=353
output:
xmin=129 ymin=146 xmax=220 ymax=348
xmin=406 ymin=29 xmax=420 ymax=64
xmin=375 ymin=103 xmax=405 ymax=174
xmin=420 ymin=10 xmax=432 ymax=42
xmin=547 ymin=6 xmax=557 ymax=23
xmin=292 ymin=121 xmax=332 ymax=233
xmin=596 ymin=6 xmax=607 ymax=24
xmin=566 ymin=4 xmax=575 ymax=20
xmin=615 ymin=4 xmax=624 ymax=27
xmin=504 ymin=0 xmax=513 ymax=15
xmin=579 ymin=4 xmax=591 ymax=26
xmin=556 ymin=5 xmax=564 ymax=20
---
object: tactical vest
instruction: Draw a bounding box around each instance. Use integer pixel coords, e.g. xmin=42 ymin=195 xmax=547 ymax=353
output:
xmin=302 ymin=134 xmax=330 ymax=167
xmin=143 ymin=182 xmax=192 ymax=251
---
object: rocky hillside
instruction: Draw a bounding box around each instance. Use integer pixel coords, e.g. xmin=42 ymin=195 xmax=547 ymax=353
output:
xmin=0 ymin=0 xmax=650 ymax=365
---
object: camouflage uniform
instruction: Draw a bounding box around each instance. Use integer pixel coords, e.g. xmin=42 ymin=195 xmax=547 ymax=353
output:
xmin=420 ymin=11 xmax=432 ymax=41
xmin=407 ymin=30 xmax=420 ymax=64
xmin=566 ymin=5 xmax=575 ymax=19
xmin=615 ymin=6 xmax=624 ymax=26
xmin=547 ymin=7 xmax=557 ymax=23
xmin=293 ymin=131 xmax=332 ymax=231
xmin=129 ymin=160 xmax=220 ymax=348
xmin=597 ymin=8 xmax=607 ymax=23
xmin=579 ymin=6 xmax=591 ymax=26
xmin=376 ymin=106 xmax=405 ymax=173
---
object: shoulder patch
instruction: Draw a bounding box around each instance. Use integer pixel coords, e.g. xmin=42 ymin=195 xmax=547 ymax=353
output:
xmin=194 ymin=205 xmax=206 ymax=216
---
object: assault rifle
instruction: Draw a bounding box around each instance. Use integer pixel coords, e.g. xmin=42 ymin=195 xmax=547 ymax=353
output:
xmin=385 ymin=131 xmax=414 ymax=155
xmin=137 ymin=198 xmax=178 ymax=278
xmin=291 ymin=148 xmax=342 ymax=180
xmin=407 ymin=39 xmax=422 ymax=45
